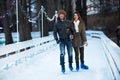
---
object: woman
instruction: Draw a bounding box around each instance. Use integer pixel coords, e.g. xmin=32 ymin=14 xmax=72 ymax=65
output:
xmin=72 ymin=12 xmax=89 ymax=71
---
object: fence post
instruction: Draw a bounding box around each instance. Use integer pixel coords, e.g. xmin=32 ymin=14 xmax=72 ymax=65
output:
xmin=55 ymin=10 xmax=58 ymax=23
xmin=16 ymin=0 xmax=19 ymax=42
xmin=41 ymin=6 xmax=44 ymax=37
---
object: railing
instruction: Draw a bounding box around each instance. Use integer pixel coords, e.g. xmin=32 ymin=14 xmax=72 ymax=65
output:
xmin=0 ymin=35 xmax=56 ymax=72
xmin=101 ymin=34 xmax=120 ymax=80
xmin=88 ymin=31 xmax=120 ymax=80
xmin=0 ymin=31 xmax=120 ymax=80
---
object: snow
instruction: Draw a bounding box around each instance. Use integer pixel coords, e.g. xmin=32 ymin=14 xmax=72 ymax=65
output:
xmin=0 ymin=32 xmax=53 ymax=46
xmin=0 ymin=31 xmax=120 ymax=80
xmin=87 ymin=0 xmax=100 ymax=15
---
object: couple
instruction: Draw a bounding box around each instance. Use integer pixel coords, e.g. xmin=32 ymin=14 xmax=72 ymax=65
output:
xmin=53 ymin=10 xmax=88 ymax=73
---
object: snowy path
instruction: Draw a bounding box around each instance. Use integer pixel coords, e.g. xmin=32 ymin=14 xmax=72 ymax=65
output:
xmin=0 ymin=38 xmax=112 ymax=80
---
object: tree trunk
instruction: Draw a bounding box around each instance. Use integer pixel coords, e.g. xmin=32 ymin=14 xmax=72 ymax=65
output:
xmin=36 ymin=0 xmax=41 ymax=36
xmin=2 ymin=0 xmax=13 ymax=45
xmin=76 ymin=0 xmax=82 ymax=15
xmin=99 ymin=0 xmax=105 ymax=26
xmin=82 ymin=0 xmax=87 ymax=29
xmin=18 ymin=7 xmax=26 ymax=41
xmin=76 ymin=0 xmax=87 ymax=29
xmin=64 ymin=0 xmax=72 ymax=19
xmin=3 ymin=15 xmax=13 ymax=45
xmin=28 ymin=0 xmax=32 ymax=31
xmin=54 ymin=0 xmax=59 ymax=10
xmin=18 ymin=0 xmax=32 ymax=41
xmin=104 ymin=0 xmax=111 ymax=14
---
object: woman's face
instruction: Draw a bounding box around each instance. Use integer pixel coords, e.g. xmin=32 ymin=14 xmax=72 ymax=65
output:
xmin=74 ymin=13 xmax=79 ymax=21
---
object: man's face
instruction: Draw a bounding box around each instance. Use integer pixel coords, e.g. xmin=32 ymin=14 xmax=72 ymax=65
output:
xmin=59 ymin=13 xmax=65 ymax=21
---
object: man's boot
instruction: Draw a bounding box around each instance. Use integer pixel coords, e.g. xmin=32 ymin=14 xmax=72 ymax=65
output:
xmin=61 ymin=65 xmax=65 ymax=73
xmin=76 ymin=64 xmax=79 ymax=71
xmin=69 ymin=63 xmax=73 ymax=71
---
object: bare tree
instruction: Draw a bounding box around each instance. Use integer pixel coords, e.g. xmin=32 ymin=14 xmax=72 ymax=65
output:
xmin=65 ymin=0 xmax=72 ymax=19
xmin=99 ymin=0 xmax=105 ymax=26
xmin=18 ymin=0 xmax=32 ymax=41
xmin=54 ymin=0 xmax=60 ymax=10
xmin=54 ymin=0 xmax=72 ymax=19
xmin=28 ymin=0 xmax=32 ymax=32
xmin=82 ymin=0 xmax=87 ymax=29
xmin=76 ymin=0 xmax=87 ymax=29
xmin=76 ymin=0 xmax=82 ymax=14
xmin=1 ymin=0 xmax=13 ymax=45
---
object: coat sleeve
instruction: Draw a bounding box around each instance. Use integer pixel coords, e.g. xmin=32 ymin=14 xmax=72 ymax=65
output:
xmin=53 ymin=23 xmax=58 ymax=41
xmin=81 ymin=23 xmax=87 ymax=42
xmin=70 ymin=21 xmax=76 ymax=35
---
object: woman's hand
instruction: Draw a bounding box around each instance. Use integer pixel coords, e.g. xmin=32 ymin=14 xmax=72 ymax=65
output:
xmin=85 ymin=42 xmax=88 ymax=46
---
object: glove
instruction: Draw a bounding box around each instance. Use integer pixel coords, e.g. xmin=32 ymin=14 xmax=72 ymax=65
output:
xmin=85 ymin=42 xmax=88 ymax=46
xmin=56 ymin=40 xmax=60 ymax=44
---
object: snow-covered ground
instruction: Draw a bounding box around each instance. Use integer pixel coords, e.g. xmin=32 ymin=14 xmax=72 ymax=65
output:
xmin=0 ymin=32 xmax=53 ymax=46
xmin=0 ymin=31 xmax=120 ymax=80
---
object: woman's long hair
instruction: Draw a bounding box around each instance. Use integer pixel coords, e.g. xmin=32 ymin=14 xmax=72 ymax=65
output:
xmin=72 ymin=12 xmax=84 ymax=23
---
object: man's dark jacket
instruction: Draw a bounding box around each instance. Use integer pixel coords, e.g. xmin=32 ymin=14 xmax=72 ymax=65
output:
xmin=53 ymin=20 xmax=75 ymax=43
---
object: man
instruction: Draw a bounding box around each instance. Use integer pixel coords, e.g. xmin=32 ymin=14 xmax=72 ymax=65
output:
xmin=53 ymin=10 xmax=75 ymax=73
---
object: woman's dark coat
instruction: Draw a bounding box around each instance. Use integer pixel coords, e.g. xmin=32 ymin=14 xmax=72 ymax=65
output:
xmin=72 ymin=22 xmax=87 ymax=47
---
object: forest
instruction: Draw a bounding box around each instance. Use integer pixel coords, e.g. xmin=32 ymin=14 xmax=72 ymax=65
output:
xmin=0 ymin=0 xmax=120 ymax=45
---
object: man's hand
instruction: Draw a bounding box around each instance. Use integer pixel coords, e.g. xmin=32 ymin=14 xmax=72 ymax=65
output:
xmin=56 ymin=40 xmax=60 ymax=44
xmin=70 ymin=34 xmax=74 ymax=40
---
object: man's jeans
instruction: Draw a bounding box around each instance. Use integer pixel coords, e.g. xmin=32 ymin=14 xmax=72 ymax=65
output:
xmin=59 ymin=39 xmax=73 ymax=65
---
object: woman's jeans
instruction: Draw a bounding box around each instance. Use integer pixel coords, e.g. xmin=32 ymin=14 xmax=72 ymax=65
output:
xmin=73 ymin=47 xmax=84 ymax=66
